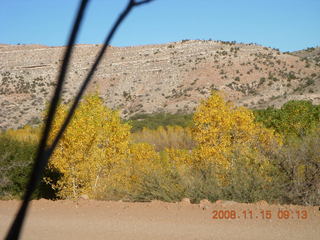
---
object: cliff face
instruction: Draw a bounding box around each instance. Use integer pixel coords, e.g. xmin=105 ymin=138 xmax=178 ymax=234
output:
xmin=1 ymin=40 xmax=320 ymax=129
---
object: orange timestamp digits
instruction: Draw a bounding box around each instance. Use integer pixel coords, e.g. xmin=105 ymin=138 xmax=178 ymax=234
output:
xmin=212 ymin=209 xmax=308 ymax=220
xmin=212 ymin=210 xmax=237 ymax=219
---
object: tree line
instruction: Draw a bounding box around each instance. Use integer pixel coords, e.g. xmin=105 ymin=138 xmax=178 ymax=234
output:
xmin=1 ymin=92 xmax=319 ymax=205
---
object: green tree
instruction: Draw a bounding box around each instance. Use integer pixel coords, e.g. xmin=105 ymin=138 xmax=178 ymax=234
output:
xmin=254 ymin=100 xmax=320 ymax=139
xmin=0 ymin=135 xmax=36 ymax=199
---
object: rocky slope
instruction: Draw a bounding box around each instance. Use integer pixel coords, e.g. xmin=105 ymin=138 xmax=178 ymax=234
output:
xmin=1 ymin=40 xmax=320 ymax=129
xmin=291 ymin=46 xmax=320 ymax=66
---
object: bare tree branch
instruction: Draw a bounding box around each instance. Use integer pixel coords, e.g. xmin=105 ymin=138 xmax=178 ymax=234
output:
xmin=5 ymin=0 xmax=155 ymax=239
xmin=132 ymin=0 xmax=155 ymax=6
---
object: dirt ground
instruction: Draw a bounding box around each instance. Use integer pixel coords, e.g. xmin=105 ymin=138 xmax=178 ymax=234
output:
xmin=0 ymin=199 xmax=319 ymax=240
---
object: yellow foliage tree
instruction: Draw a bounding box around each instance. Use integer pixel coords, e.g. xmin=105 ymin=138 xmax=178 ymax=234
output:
xmin=165 ymin=148 xmax=193 ymax=166
xmin=126 ymin=143 xmax=161 ymax=191
xmin=192 ymin=92 xmax=282 ymax=171
xmin=46 ymin=94 xmax=131 ymax=199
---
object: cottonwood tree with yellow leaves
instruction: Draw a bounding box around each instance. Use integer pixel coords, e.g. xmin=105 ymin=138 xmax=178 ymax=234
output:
xmin=45 ymin=91 xmax=284 ymax=202
xmin=46 ymin=94 xmax=131 ymax=199
xmin=187 ymin=92 xmax=283 ymax=190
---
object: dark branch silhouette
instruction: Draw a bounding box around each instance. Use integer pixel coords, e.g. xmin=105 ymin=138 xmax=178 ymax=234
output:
xmin=5 ymin=0 xmax=154 ymax=239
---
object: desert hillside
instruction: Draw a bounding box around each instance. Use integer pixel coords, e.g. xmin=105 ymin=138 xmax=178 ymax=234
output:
xmin=1 ymin=40 xmax=320 ymax=129
xmin=291 ymin=46 xmax=320 ymax=65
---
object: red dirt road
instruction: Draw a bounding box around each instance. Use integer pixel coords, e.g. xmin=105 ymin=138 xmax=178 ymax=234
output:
xmin=0 ymin=199 xmax=319 ymax=240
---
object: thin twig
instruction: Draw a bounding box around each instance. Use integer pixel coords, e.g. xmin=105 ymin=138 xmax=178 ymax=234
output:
xmin=5 ymin=1 xmax=89 ymax=239
xmin=5 ymin=0 xmax=154 ymax=239
xmin=47 ymin=0 xmax=154 ymax=161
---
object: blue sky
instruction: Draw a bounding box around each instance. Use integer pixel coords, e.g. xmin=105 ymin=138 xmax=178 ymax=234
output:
xmin=1 ymin=0 xmax=319 ymax=52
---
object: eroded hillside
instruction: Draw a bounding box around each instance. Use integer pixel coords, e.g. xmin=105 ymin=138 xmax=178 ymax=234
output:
xmin=1 ymin=40 xmax=320 ymax=129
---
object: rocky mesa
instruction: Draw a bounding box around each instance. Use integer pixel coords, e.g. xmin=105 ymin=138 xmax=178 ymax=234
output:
xmin=1 ymin=40 xmax=320 ymax=130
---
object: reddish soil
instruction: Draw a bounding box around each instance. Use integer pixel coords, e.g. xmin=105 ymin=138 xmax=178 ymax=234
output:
xmin=0 ymin=199 xmax=319 ymax=240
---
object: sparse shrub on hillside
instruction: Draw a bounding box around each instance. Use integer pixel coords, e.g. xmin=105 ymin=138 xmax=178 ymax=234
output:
xmin=306 ymin=47 xmax=315 ymax=52
xmin=259 ymin=77 xmax=266 ymax=85
xmin=287 ymin=71 xmax=297 ymax=81
xmin=305 ymin=78 xmax=315 ymax=86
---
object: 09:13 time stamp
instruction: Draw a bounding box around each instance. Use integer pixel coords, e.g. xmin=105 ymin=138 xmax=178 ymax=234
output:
xmin=212 ymin=209 xmax=308 ymax=220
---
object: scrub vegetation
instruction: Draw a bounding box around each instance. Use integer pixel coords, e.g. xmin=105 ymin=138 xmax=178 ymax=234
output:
xmin=1 ymin=92 xmax=319 ymax=205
